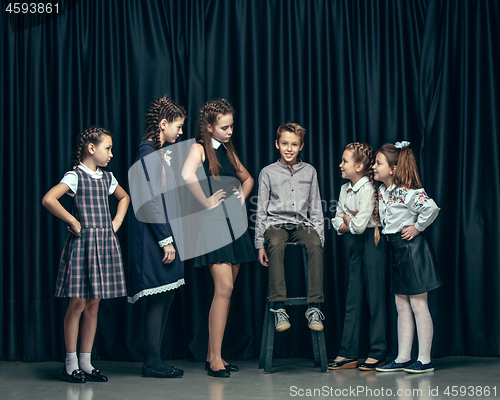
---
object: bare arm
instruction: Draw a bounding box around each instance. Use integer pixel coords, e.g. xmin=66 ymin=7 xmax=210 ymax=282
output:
xmin=181 ymin=143 xmax=225 ymax=209
xmin=111 ymin=184 xmax=130 ymax=232
xmin=42 ymin=183 xmax=81 ymax=236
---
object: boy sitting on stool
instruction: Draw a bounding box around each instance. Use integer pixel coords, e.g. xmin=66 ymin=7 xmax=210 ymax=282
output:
xmin=255 ymin=122 xmax=325 ymax=331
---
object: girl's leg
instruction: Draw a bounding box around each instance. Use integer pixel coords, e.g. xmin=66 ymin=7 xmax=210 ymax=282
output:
xmin=158 ymin=290 xmax=176 ymax=367
xmin=409 ymin=293 xmax=433 ymax=364
xmin=64 ymin=298 xmax=87 ymax=374
xmin=207 ymin=262 xmax=235 ymax=371
xmin=144 ymin=291 xmax=174 ymax=371
xmin=79 ymin=299 xmax=101 ymax=374
xmin=394 ymin=294 xmax=414 ymax=363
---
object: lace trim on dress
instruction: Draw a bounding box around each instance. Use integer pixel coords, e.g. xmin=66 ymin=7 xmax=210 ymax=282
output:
xmin=127 ymin=278 xmax=185 ymax=304
xmin=158 ymin=237 xmax=174 ymax=247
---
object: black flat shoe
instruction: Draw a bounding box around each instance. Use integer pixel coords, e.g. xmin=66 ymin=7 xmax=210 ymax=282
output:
xmin=358 ymin=360 xmax=384 ymax=371
xmin=327 ymin=358 xmax=358 ymax=370
xmin=142 ymin=364 xmax=184 ymax=378
xmin=207 ymin=367 xmax=230 ymax=378
xmin=62 ymin=367 xmax=86 ymax=383
xmin=205 ymin=361 xmax=239 ymax=372
xmin=83 ymin=369 xmax=108 ymax=382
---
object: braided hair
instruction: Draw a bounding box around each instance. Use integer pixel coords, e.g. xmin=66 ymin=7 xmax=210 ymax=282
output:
xmin=144 ymin=95 xmax=186 ymax=149
xmin=345 ymin=142 xmax=380 ymax=245
xmin=72 ymin=126 xmax=112 ymax=168
xmin=196 ymin=99 xmax=240 ymax=177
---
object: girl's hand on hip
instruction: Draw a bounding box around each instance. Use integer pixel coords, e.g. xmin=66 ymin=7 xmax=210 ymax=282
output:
xmin=232 ymin=185 xmax=245 ymax=206
xmin=67 ymin=220 xmax=81 ymax=236
xmin=207 ymin=189 xmax=226 ymax=210
xmin=162 ymin=243 xmax=176 ymax=264
xmin=401 ymin=225 xmax=420 ymax=241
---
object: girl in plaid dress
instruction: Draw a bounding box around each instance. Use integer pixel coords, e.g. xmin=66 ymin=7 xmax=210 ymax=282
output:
xmin=42 ymin=126 xmax=129 ymax=383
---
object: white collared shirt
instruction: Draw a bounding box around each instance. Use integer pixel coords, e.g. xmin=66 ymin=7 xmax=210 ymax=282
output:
xmin=331 ymin=176 xmax=377 ymax=235
xmin=378 ymin=183 xmax=440 ymax=234
xmin=211 ymin=137 xmax=226 ymax=149
xmin=60 ymin=163 xmax=118 ymax=196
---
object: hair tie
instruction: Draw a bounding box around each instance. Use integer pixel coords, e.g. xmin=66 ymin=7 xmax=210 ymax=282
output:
xmin=395 ymin=141 xmax=410 ymax=148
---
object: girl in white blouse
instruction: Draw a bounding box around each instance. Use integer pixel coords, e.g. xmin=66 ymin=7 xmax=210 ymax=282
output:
xmin=329 ymin=143 xmax=388 ymax=371
xmin=373 ymin=142 xmax=442 ymax=374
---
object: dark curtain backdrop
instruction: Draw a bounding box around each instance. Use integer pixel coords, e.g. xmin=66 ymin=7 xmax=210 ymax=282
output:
xmin=1 ymin=0 xmax=499 ymax=363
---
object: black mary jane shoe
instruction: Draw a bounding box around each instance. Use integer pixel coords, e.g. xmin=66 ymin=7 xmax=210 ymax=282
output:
xmin=327 ymin=358 xmax=358 ymax=370
xmin=207 ymin=367 xmax=230 ymax=378
xmin=142 ymin=364 xmax=184 ymax=378
xmin=205 ymin=361 xmax=239 ymax=372
xmin=83 ymin=369 xmax=108 ymax=382
xmin=358 ymin=360 xmax=384 ymax=371
xmin=62 ymin=367 xmax=86 ymax=383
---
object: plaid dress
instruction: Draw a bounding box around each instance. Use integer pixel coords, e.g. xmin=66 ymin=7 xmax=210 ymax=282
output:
xmin=55 ymin=169 xmax=127 ymax=299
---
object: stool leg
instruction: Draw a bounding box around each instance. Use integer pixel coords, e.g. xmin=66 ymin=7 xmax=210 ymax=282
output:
xmin=317 ymin=330 xmax=328 ymax=372
xmin=264 ymin=303 xmax=275 ymax=373
xmin=259 ymin=301 xmax=270 ymax=369
xmin=310 ymin=329 xmax=321 ymax=367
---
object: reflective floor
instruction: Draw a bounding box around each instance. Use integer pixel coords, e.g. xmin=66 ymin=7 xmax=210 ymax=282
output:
xmin=1 ymin=356 xmax=499 ymax=400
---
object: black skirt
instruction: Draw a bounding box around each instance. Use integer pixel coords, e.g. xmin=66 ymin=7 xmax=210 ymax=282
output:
xmin=386 ymin=233 xmax=442 ymax=295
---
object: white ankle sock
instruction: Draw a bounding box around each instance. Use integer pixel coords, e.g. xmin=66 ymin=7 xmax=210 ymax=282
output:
xmin=79 ymin=352 xmax=94 ymax=374
xmin=65 ymin=352 xmax=79 ymax=374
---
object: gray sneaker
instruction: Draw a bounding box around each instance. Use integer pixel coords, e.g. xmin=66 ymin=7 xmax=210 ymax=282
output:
xmin=305 ymin=307 xmax=324 ymax=331
xmin=270 ymin=308 xmax=291 ymax=332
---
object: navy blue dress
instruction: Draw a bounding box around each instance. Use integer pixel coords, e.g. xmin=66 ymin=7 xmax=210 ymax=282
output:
xmin=128 ymin=140 xmax=184 ymax=303
xmin=193 ymin=142 xmax=256 ymax=267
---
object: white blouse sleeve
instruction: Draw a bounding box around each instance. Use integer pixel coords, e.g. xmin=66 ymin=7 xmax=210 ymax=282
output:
xmin=59 ymin=171 xmax=78 ymax=197
xmin=109 ymin=172 xmax=118 ymax=195
xmin=331 ymin=185 xmax=346 ymax=234
xmin=405 ymin=188 xmax=440 ymax=232
xmin=348 ymin=184 xmax=375 ymax=235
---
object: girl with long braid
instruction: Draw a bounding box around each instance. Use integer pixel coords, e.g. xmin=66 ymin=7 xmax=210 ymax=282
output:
xmin=374 ymin=142 xmax=441 ymax=373
xmin=329 ymin=143 xmax=388 ymax=371
xmin=182 ymin=99 xmax=256 ymax=378
xmin=42 ymin=126 xmax=129 ymax=383
xmin=128 ymin=95 xmax=186 ymax=378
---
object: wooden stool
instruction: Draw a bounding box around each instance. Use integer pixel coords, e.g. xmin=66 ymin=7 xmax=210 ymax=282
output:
xmin=258 ymin=242 xmax=328 ymax=373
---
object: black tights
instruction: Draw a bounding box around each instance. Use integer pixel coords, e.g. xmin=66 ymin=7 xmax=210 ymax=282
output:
xmin=144 ymin=290 xmax=175 ymax=368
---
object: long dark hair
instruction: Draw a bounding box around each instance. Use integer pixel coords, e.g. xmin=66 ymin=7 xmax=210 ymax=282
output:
xmin=196 ymin=98 xmax=240 ymax=177
xmin=72 ymin=126 xmax=112 ymax=168
xmin=144 ymin=95 xmax=186 ymax=149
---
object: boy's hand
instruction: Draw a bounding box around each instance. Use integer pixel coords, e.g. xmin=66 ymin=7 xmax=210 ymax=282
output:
xmin=258 ymin=248 xmax=269 ymax=267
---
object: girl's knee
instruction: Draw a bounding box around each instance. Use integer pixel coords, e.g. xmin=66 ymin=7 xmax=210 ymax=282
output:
xmin=215 ymin=282 xmax=234 ymax=299
xmin=67 ymin=298 xmax=86 ymax=314
xmin=84 ymin=299 xmax=101 ymax=316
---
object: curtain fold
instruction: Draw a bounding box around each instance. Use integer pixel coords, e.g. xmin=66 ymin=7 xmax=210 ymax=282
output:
xmin=1 ymin=0 xmax=499 ymax=362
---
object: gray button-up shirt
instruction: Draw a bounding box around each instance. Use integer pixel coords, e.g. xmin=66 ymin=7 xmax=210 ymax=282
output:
xmin=254 ymin=160 xmax=324 ymax=249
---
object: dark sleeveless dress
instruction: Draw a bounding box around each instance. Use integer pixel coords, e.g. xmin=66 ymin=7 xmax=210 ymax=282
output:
xmin=193 ymin=143 xmax=256 ymax=267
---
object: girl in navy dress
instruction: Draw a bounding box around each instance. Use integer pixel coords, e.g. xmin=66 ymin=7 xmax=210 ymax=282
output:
xmin=329 ymin=143 xmax=387 ymax=371
xmin=182 ymin=99 xmax=256 ymax=378
xmin=128 ymin=96 xmax=186 ymax=378
xmin=373 ymin=142 xmax=442 ymax=374
xmin=42 ymin=126 xmax=129 ymax=383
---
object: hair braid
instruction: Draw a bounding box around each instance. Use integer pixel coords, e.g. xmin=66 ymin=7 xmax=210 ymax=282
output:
xmin=345 ymin=142 xmax=380 ymax=245
xmin=72 ymin=126 xmax=111 ymax=168
xmin=144 ymin=95 xmax=186 ymax=149
xmin=196 ymin=99 xmax=239 ymax=177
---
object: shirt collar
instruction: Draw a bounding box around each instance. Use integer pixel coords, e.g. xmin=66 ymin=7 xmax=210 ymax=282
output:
xmin=211 ymin=138 xmax=227 ymax=150
xmin=77 ymin=163 xmax=103 ymax=178
xmin=275 ymin=159 xmax=303 ymax=171
xmin=347 ymin=176 xmax=370 ymax=192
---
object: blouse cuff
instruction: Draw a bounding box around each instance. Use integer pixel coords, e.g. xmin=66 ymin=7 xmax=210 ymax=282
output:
xmin=158 ymin=236 xmax=174 ymax=247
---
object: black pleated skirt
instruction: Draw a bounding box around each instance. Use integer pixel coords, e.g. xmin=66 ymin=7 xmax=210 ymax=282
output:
xmin=386 ymin=233 xmax=442 ymax=295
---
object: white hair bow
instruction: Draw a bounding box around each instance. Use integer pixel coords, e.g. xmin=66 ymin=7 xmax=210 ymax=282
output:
xmin=395 ymin=141 xmax=410 ymax=148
